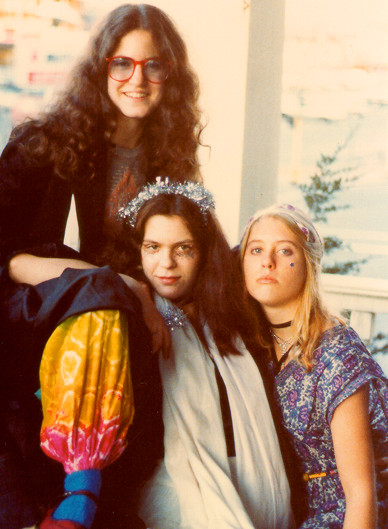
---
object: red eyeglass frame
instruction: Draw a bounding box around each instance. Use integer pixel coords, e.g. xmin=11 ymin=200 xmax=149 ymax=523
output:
xmin=106 ymin=56 xmax=170 ymax=84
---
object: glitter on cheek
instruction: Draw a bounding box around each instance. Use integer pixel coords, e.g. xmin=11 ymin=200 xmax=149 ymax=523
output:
xmin=174 ymin=249 xmax=198 ymax=260
xmin=290 ymin=262 xmax=294 ymax=267
xmin=142 ymin=247 xmax=156 ymax=255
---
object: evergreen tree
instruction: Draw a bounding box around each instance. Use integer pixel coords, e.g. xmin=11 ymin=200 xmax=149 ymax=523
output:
xmin=294 ymin=140 xmax=365 ymax=274
xmin=294 ymin=138 xmax=387 ymax=356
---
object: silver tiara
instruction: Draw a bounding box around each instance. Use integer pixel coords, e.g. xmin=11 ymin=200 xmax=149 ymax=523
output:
xmin=119 ymin=176 xmax=216 ymax=228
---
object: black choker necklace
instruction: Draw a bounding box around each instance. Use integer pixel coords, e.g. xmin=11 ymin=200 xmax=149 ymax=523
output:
xmin=271 ymin=320 xmax=292 ymax=329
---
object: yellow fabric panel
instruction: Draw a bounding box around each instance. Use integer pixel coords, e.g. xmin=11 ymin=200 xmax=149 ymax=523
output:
xmin=40 ymin=310 xmax=134 ymax=472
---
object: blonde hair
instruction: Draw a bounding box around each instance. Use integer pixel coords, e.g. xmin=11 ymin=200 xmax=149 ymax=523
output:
xmin=240 ymin=204 xmax=334 ymax=370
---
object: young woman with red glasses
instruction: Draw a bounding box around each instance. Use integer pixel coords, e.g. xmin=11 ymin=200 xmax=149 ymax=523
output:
xmin=0 ymin=4 xmax=203 ymax=529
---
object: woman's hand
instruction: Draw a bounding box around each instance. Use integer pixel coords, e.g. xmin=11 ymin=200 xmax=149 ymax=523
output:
xmin=119 ymin=275 xmax=171 ymax=357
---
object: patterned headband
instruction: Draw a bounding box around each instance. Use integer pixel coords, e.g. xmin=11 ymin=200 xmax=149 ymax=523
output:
xmin=278 ymin=204 xmax=321 ymax=244
xmin=241 ymin=203 xmax=324 ymax=261
xmin=119 ymin=177 xmax=216 ymax=228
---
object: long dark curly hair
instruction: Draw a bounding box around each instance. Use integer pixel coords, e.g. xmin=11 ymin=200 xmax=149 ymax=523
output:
xmin=11 ymin=4 xmax=204 ymax=182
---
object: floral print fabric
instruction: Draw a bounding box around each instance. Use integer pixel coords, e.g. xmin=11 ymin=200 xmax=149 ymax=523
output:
xmin=274 ymin=325 xmax=388 ymax=528
xmin=40 ymin=310 xmax=134 ymax=474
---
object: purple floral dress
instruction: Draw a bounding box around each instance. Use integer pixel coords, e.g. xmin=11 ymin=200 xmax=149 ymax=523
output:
xmin=274 ymin=325 xmax=388 ymax=528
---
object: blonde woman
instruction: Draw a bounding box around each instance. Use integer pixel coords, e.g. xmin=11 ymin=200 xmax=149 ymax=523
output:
xmin=240 ymin=204 xmax=388 ymax=529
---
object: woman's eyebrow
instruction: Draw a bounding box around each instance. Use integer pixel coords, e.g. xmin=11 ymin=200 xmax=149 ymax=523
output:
xmin=142 ymin=238 xmax=195 ymax=244
xmin=247 ymin=239 xmax=297 ymax=246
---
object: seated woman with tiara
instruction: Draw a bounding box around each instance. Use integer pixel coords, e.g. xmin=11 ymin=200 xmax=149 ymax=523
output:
xmin=116 ymin=179 xmax=294 ymax=529
xmin=240 ymin=203 xmax=388 ymax=529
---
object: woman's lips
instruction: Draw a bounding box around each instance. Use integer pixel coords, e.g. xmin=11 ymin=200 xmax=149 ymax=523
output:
xmin=257 ymin=276 xmax=277 ymax=284
xmin=157 ymin=276 xmax=180 ymax=285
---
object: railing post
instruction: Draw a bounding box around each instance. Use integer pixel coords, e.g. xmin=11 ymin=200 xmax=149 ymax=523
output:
xmin=349 ymin=310 xmax=375 ymax=342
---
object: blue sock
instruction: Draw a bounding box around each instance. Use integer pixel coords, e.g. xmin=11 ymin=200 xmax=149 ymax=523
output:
xmin=53 ymin=469 xmax=101 ymax=529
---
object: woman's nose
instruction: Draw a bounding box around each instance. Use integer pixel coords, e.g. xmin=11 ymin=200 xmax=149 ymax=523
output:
xmin=160 ymin=249 xmax=176 ymax=268
xmin=261 ymin=252 xmax=275 ymax=268
xmin=129 ymin=63 xmax=146 ymax=84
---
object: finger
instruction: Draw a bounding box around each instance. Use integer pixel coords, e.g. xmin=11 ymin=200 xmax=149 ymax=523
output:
xmin=161 ymin=327 xmax=171 ymax=359
xmin=153 ymin=328 xmax=170 ymax=357
xmin=150 ymin=321 xmax=170 ymax=357
xmin=151 ymin=329 xmax=163 ymax=355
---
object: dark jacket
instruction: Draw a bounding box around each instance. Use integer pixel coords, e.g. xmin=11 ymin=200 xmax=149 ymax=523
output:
xmin=0 ymin=137 xmax=109 ymax=265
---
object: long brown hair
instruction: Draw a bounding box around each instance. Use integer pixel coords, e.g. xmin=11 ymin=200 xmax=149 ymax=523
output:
xmin=112 ymin=192 xmax=262 ymax=357
xmin=11 ymin=4 xmax=204 ymax=183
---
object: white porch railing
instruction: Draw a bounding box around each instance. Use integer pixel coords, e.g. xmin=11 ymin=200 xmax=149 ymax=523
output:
xmin=322 ymin=274 xmax=388 ymax=341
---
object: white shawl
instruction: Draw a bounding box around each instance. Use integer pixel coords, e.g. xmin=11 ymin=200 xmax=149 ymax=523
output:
xmin=139 ymin=296 xmax=293 ymax=529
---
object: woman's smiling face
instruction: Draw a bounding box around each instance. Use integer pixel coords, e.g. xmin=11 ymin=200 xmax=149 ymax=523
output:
xmin=107 ymin=29 xmax=164 ymax=121
xmin=243 ymin=216 xmax=307 ymax=319
xmin=141 ymin=214 xmax=201 ymax=304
